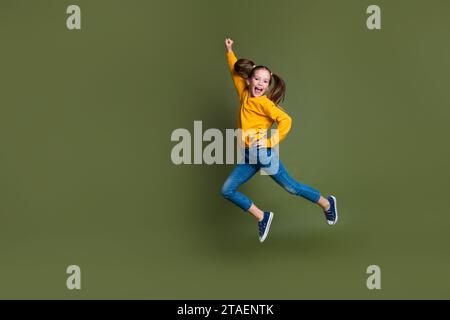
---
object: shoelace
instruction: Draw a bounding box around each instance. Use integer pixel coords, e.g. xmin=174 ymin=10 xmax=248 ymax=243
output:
xmin=259 ymin=221 xmax=266 ymax=233
xmin=325 ymin=209 xmax=335 ymax=219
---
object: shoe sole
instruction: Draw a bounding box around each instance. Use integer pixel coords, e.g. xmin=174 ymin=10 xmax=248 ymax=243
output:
xmin=259 ymin=212 xmax=273 ymax=243
xmin=327 ymin=196 xmax=338 ymax=226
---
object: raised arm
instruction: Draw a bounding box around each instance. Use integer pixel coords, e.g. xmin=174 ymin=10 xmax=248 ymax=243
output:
xmin=225 ymin=38 xmax=247 ymax=100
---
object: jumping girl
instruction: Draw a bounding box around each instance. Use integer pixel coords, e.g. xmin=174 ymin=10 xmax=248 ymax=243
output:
xmin=221 ymin=38 xmax=338 ymax=242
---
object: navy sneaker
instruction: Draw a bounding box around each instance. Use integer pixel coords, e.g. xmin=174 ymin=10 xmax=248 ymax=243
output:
xmin=258 ymin=212 xmax=274 ymax=242
xmin=324 ymin=195 xmax=338 ymax=226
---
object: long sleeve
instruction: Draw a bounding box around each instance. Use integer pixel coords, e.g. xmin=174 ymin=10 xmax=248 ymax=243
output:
xmin=262 ymin=101 xmax=292 ymax=147
xmin=227 ymin=50 xmax=247 ymax=100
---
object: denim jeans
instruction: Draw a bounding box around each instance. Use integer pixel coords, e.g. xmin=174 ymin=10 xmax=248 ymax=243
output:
xmin=221 ymin=148 xmax=321 ymax=211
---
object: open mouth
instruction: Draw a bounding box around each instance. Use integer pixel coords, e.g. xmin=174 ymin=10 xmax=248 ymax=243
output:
xmin=254 ymin=87 xmax=264 ymax=95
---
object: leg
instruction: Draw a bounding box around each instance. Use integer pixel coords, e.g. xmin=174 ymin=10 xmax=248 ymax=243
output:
xmin=221 ymin=163 xmax=263 ymax=219
xmin=269 ymin=159 xmax=322 ymax=204
xmin=261 ymin=150 xmax=337 ymax=225
xmin=316 ymin=196 xmax=331 ymax=211
xmin=269 ymin=159 xmax=338 ymax=225
xmin=247 ymin=203 xmax=265 ymax=221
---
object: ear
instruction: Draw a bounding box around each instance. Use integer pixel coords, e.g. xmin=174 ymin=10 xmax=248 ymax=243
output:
xmin=245 ymin=78 xmax=250 ymax=86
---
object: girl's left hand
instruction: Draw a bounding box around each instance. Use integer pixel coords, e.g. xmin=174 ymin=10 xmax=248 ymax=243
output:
xmin=254 ymin=139 xmax=266 ymax=148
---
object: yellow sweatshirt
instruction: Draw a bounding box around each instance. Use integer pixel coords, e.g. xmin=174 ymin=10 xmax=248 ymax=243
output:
xmin=227 ymin=50 xmax=292 ymax=148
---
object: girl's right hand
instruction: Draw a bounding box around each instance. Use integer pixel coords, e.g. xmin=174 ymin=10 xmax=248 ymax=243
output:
xmin=225 ymin=38 xmax=234 ymax=52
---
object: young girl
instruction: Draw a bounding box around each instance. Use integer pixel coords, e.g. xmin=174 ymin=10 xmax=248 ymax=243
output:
xmin=221 ymin=38 xmax=338 ymax=243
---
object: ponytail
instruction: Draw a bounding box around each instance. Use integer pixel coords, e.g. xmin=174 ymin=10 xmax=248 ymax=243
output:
xmin=234 ymin=58 xmax=255 ymax=79
xmin=234 ymin=59 xmax=287 ymax=105
xmin=268 ymin=73 xmax=286 ymax=105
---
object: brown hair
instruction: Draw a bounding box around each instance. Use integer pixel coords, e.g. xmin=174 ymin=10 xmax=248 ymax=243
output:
xmin=234 ymin=58 xmax=286 ymax=105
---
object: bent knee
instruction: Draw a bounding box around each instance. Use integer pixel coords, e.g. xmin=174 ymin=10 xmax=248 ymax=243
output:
xmin=221 ymin=184 xmax=234 ymax=199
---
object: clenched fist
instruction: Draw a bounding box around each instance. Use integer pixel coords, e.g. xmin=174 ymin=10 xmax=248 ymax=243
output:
xmin=225 ymin=38 xmax=234 ymax=52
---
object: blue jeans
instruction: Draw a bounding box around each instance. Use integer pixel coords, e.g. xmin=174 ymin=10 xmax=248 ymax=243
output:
xmin=221 ymin=148 xmax=321 ymax=211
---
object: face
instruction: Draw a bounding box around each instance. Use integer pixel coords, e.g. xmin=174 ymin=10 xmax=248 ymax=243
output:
xmin=247 ymin=68 xmax=271 ymax=97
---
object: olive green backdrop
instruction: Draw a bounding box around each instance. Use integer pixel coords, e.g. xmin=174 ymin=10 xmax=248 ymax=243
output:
xmin=1 ymin=0 xmax=449 ymax=299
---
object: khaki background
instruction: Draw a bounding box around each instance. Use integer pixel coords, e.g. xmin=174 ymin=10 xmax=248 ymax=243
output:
xmin=0 ymin=0 xmax=449 ymax=298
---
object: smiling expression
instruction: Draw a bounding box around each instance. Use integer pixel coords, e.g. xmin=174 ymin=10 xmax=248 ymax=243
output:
xmin=247 ymin=68 xmax=271 ymax=98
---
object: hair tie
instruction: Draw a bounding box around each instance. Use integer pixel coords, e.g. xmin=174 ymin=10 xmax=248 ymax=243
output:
xmin=252 ymin=65 xmax=256 ymax=69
